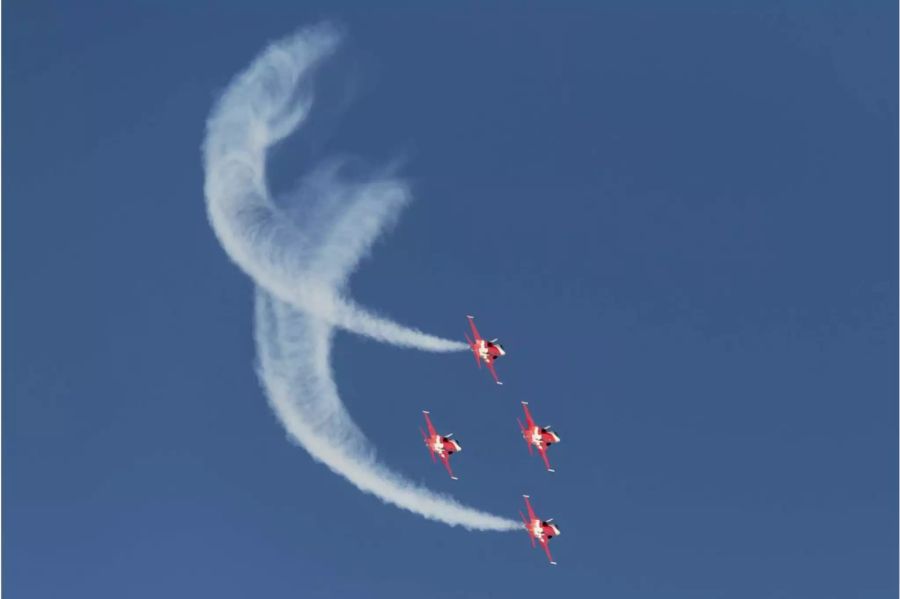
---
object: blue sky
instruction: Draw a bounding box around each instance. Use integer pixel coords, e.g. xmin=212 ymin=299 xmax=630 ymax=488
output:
xmin=4 ymin=2 xmax=896 ymax=597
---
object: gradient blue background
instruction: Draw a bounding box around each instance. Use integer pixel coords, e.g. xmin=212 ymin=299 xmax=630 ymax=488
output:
xmin=5 ymin=2 xmax=897 ymax=597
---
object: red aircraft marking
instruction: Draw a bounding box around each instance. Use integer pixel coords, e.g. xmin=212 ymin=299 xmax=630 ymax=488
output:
xmin=464 ymin=315 xmax=505 ymax=385
xmin=420 ymin=411 xmax=461 ymax=480
xmin=517 ymin=401 xmax=561 ymax=473
xmin=520 ymin=495 xmax=560 ymax=565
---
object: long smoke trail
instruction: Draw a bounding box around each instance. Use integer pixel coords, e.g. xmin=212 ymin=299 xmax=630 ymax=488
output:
xmin=255 ymin=292 xmax=518 ymax=530
xmin=203 ymin=25 xmax=464 ymax=352
xmin=203 ymin=25 xmax=519 ymax=531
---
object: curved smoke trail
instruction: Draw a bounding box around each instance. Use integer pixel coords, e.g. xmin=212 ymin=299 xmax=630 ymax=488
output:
xmin=203 ymin=25 xmax=519 ymax=531
xmin=203 ymin=25 xmax=463 ymax=352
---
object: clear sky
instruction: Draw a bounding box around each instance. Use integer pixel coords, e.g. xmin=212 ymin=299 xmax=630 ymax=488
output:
xmin=4 ymin=2 xmax=897 ymax=597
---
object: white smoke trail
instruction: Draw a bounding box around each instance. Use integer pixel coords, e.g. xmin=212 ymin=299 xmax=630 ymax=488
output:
xmin=256 ymin=292 xmax=518 ymax=531
xmin=203 ymin=25 xmax=519 ymax=531
xmin=203 ymin=25 xmax=464 ymax=352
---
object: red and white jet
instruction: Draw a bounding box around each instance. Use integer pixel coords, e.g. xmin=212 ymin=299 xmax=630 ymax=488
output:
xmin=520 ymin=495 xmax=561 ymax=565
xmin=517 ymin=401 xmax=561 ymax=473
xmin=464 ymin=315 xmax=505 ymax=385
xmin=420 ymin=411 xmax=462 ymax=480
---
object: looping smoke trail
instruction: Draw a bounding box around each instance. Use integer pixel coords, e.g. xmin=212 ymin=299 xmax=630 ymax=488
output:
xmin=203 ymin=25 xmax=464 ymax=352
xmin=203 ymin=25 xmax=519 ymax=531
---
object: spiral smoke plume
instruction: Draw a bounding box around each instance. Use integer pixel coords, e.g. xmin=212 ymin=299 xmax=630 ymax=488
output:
xmin=203 ymin=25 xmax=519 ymax=531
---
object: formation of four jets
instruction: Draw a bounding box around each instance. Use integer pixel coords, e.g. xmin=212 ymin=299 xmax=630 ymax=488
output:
xmin=420 ymin=315 xmax=563 ymax=565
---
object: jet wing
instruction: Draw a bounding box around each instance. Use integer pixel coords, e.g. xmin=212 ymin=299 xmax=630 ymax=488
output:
xmin=420 ymin=427 xmax=436 ymax=463
xmin=486 ymin=359 xmax=502 ymax=385
xmin=440 ymin=453 xmax=458 ymax=480
xmin=517 ymin=418 xmax=533 ymax=455
xmin=466 ymin=315 xmax=482 ymax=342
xmin=540 ymin=537 xmax=557 ymax=565
xmin=538 ymin=445 xmax=555 ymax=473
xmin=522 ymin=495 xmax=537 ymax=522
xmin=422 ymin=411 xmax=437 ymax=438
xmin=520 ymin=402 xmax=536 ymax=429
xmin=519 ymin=511 xmax=536 ymax=547
xmin=464 ymin=333 xmax=481 ymax=368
